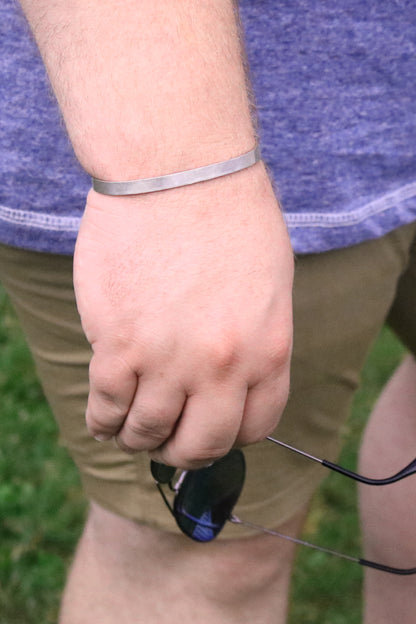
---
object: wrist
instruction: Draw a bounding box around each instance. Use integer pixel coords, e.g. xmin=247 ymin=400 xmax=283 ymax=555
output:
xmin=92 ymin=144 xmax=260 ymax=196
xmin=85 ymin=159 xmax=274 ymax=215
xmin=82 ymin=127 xmax=257 ymax=182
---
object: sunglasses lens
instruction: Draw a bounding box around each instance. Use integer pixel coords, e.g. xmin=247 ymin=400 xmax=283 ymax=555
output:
xmin=173 ymin=449 xmax=246 ymax=542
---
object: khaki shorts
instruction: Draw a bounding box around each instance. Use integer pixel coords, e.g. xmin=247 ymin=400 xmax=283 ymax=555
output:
xmin=1 ymin=222 xmax=415 ymax=537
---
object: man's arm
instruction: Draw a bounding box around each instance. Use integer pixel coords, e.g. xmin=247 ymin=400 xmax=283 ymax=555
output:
xmin=19 ymin=0 xmax=294 ymax=469
xmin=19 ymin=0 xmax=255 ymax=179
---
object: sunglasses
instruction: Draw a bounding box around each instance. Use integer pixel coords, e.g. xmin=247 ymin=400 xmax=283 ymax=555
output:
xmin=151 ymin=436 xmax=416 ymax=575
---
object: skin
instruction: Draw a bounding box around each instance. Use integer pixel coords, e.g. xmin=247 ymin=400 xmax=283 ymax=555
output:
xmin=17 ymin=3 xmax=297 ymax=621
xmin=14 ymin=3 xmax=416 ymax=622
xmin=20 ymin=0 xmax=294 ymax=470
xmin=359 ymin=355 xmax=416 ymax=624
xmin=75 ymin=167 xmax=293 ymax=468
xmin=59 ymin=502 xmax=308 ymax=624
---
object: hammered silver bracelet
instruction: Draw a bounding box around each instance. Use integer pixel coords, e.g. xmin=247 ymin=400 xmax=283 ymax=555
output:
xmin=92 ymin=145 xmax=261 ymax=196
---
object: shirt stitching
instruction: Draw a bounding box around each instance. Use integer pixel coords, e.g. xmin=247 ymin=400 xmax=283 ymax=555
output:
xmin=285 ymin=182 xmax=416 ymax=229
xmin=0 ymin=205 xmax=81 ymax=232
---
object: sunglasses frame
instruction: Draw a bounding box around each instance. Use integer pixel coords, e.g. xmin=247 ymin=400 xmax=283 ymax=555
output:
xmin=151 ymin=437 xmax=416 ymax=575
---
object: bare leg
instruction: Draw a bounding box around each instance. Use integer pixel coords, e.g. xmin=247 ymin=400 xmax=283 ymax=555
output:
xmin=59 ymin=501 xmax=307 ymax=624
xmin=359 ymin=355 xmax=416 ymax=624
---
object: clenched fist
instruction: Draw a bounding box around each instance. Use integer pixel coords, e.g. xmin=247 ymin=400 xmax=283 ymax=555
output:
xmin=73 ymin=163 xmax=293 ymax=469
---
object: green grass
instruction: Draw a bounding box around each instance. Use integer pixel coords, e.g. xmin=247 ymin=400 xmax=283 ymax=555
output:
xmin=0 ymin=288 xmax=86 ymax=624
xmin=0 ymin=284 xmax=406 ymax=623
xmin=290 ymin=327 xmax=406 ymax=624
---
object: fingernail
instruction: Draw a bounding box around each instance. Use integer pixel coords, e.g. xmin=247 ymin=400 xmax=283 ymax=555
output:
xmin=94 ymin=434 xmax=112 ymax=442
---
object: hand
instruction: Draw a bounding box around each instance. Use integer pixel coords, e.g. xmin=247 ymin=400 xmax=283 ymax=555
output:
xmin=73 ymin=163 xmax=294 ymax=469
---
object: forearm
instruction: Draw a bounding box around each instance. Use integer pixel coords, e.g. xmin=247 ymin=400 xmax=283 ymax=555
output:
xmin=19 ymin=0 xmax=255 ymax=180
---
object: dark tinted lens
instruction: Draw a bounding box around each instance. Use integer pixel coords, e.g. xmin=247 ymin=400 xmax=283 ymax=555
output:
xmin=150 ymin=461 xmax=177 ymax=484
xmin=173 ymin=449 xmax=245 ymax=542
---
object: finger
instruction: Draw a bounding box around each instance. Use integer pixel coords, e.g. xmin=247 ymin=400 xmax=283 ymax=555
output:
xmin=234 ymin=368 xmax=290 ymax=447
xmin=149 ymin=383 xmax=247 ymax=469
xmin=86 ymin=353 xmax=138 ymax=440
xmin=115 ymin=378 xmax=187 ymax=453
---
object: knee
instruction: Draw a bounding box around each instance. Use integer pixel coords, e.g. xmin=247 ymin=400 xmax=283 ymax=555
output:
xmin=196 ymin=509 xmax=308 ymax=607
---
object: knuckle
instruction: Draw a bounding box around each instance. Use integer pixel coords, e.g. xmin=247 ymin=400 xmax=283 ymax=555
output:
xmin=203 ymin=336 xmax=241 ymax=375
xmin=126 ymin=412 xmax=172 ymax=444
xmin=238 ymin=396 xmax=288 ymax=447
xmin=179 ymin=445 xmax=231 ymax=470
xmin=246 ymin=421 xmax=277 ymax=445
xmin=89 ymin=355 xmax=134 ymax=403
xmin=86 ymin=392 xmax=128 ymax=438
xmin=263 ymin=331 xmax=292 ymax=371
xmin=90 ymin=402 xmax=120 ymax=424
xmin=113 ymin=437 xmax=138 ymax=455
xmin=89 ymin=359 xmax=118 ymax=398
xmin=86 ymin=412 xmax=119 ymax=437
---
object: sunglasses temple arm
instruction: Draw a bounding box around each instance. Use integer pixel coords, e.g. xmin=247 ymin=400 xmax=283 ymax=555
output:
xmin=266 ymin=436 xmax=323 ymax=464
xmin=230 ymin=516 xmax=416 ymax=576
xmin=266 ymin=436 xmax=416 ymax=486
xmin=155 ymin=482 xmax=176 ymax=518
xmin=321 ymin=457 xmax=416 ymax=485
xmin=359 ymin=558 xmax=416 ymax=576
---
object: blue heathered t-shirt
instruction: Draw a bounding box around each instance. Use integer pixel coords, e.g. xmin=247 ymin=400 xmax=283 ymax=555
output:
xmin=1 ymin=0 xmax=415 ymax=255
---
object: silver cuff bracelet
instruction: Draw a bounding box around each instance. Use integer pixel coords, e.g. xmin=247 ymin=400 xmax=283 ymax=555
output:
xmin=92 ymin=145 xmax=261 ymax=196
